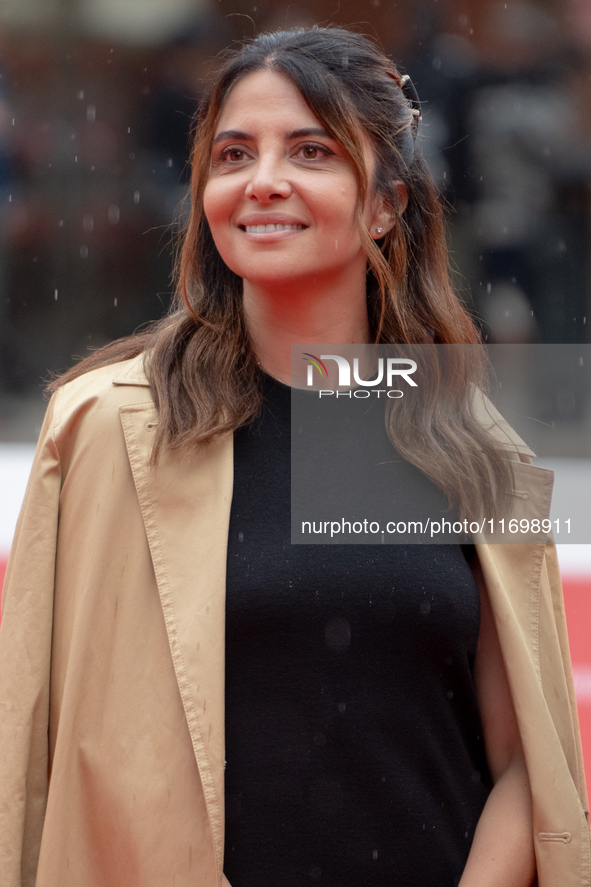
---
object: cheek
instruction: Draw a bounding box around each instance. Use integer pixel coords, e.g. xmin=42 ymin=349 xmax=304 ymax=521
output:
xmin=202 ymin=184 xmax=219 ymax=232
xmin=203 ymin=179 xmax=235 ymax=234
xmin=330 ymin=183 xmax=362 ymax=234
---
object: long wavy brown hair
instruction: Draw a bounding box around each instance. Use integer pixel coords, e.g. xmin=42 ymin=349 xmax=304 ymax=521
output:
xmin=49 ymin=26 xmax=512 ymax=520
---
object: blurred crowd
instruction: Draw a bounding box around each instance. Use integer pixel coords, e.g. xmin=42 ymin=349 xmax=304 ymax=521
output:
xmin=0 ymin=0 xmax=590 ymax=437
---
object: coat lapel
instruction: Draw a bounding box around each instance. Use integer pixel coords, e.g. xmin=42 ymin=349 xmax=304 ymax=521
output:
xmin=116 ymin=386 xmax=233 ymax=878
xmin=475 ymin=459 xmax=554 ymax=655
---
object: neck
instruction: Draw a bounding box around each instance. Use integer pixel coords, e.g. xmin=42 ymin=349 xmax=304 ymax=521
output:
xmin=243 ymin=271 xmax=371 ymax=385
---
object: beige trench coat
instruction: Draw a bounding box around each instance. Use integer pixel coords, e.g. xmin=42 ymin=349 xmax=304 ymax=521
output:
xmin=0 ymin=354 xmax=589 ymax=887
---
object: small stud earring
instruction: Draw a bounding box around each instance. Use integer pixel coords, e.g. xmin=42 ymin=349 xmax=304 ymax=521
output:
xmin=375 ymin=226 xmax=383 ymax=235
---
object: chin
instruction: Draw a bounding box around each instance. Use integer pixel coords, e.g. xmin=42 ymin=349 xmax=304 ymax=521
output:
xmin=240 ymin=264 xmax=318 ymax=290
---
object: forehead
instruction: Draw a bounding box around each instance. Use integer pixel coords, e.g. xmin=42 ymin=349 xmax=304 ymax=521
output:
xmin=214 ymin=68 xmax=325 ymax=135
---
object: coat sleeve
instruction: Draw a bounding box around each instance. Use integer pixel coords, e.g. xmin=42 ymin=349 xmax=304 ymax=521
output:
xmin=0 ymin=392 xmax=62 ymax=887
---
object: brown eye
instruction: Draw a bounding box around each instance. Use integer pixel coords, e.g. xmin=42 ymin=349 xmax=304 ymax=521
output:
xmin=302 ymin=145 xmax=319 ymax=159
xmin=219 ymin=147 xmax=246 ymax=163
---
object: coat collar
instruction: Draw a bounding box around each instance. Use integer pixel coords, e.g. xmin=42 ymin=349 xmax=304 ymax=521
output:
xmin=471 ymin=386 xmax=537 ymax=459
xmin=112 ymin=352 xmax=151 ymax=387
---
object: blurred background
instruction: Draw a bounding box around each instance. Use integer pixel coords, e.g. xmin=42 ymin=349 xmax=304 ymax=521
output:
xmin=1 ymin=0 xmax=591 ymax=776
xmin=1 ymin=0 xmax=591 ymax=428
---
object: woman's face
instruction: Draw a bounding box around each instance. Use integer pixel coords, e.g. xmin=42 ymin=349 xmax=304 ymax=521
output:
xmin=203 ymin=69 xmax=383 ymax=295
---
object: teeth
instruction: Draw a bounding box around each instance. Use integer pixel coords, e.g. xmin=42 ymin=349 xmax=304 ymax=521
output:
xmin=244 ymin=223 xmax=304 ymax=233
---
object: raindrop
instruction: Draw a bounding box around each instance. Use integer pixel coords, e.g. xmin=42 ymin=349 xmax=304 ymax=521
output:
xmin=54 ymin=289 xmax=58 ymax=300
xmin=8 ymin=194 xmax=11 ymax=202
xmin=372 ymin=850 xmax=378 ymax=860
xmin=128 ymin=127 xmax=131 ymax=133
xmin=238 ymin=531 xmax=244 ymax=542
xmin=114 ymin=298 xmax=118 ymax=307
xmin=11 ymin=118 xmax=14 ymax=126
xmin=74 ymin=156 xmax=78 ymax=163
xmin=80 ymin=245 xmax=88 ymax=258
xmin=108 ymin=204 xmax=120 ymax=225
xmin=447 ymin=689 xmax=454 ymax=699
xmin=486 ymin=282 xmax=491 ymax=294
xmin=87 ymin=105 xmax=96 ymax=123
xmin=58 ymin=220 xmax=64 ymax=227
xmin=83 ymin=214 xmax=94 ymax=233
xmin=77 ymin=90 xmax=85 ymax=100
xmin=166 ymin=158 xmax=173 ymax=167
xmin=134 ymin=190 xmax=140 ymax=204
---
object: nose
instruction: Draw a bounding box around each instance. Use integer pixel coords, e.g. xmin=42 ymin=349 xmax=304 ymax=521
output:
xmin=245 ymin=154 xmax=292 ymax=203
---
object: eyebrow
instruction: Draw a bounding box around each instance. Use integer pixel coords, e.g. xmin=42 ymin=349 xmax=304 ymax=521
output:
xmin=212 ymin=126 xmax=334 ymax=145
xmin=212 ymin=129 xmax=252 ymax=145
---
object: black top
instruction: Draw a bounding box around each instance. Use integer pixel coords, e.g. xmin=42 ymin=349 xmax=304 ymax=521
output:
xmin=224 ymin=375 xmax=491 ymax=887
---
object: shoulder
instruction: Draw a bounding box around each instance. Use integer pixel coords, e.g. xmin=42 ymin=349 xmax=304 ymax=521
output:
xmin=52 ymin=354 xmax=153 ymax=432
xmin=45 ymin=355 xmax=154 ymax=468
xmin=470 ymin=387 xmax=536 ymax=463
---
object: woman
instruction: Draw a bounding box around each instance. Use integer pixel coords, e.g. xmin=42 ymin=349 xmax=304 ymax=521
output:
xmin=0 ymin=26 xmax=588 ymax=887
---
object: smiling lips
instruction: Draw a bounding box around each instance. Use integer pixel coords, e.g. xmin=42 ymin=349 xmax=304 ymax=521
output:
xmin=243 ymin=222 xmax=306 ymax=233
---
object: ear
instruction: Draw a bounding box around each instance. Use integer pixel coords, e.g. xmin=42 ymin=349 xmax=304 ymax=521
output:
xmin=369 ymin=180 xmax=408 ymax=240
